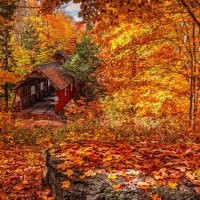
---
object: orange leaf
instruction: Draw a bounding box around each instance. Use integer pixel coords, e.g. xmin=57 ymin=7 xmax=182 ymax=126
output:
xmin=151 ymin=194 xmax=161 ymax=200
xmin=79 ymin=175 xmax=86 ymax=179
xmin=113 ymin=184 xmax=122 ymax=190
xmin=120 ymin=172 xmax=127 ymax=177
xmin=64 ymin=169 xmax=74 ymax=176
xmin=22 ymin=179 xmax=29 ymax=185
xmin=57 ymin=161 xmax=71 ymax=171
xmin=139 ymin=184 xmax=150 ymax=190
xmin=169 ymin=173 xmax=179 ymax=179
xmin=157 ymin=180 xmax=166 ymax=186
xmin=73 ymin=157 xmax=84 ymax=165
xmin=61 ymin=180 xmax=71 ymax=189
xmin=194 ymin=186 xmax=200 ymax=194
xmin=88 ymin=153 xmax=101 ymax=161
xmin=103 ymin=155 xmax=113 ymax=162
xmin=13 ymin=184 xmax=26 ymax=191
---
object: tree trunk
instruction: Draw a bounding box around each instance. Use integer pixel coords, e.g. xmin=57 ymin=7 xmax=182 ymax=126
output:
xmin=189 ymin=15 xmax=198 ymax=132
xmin=4 ymin=28 xmax=9 ymax=111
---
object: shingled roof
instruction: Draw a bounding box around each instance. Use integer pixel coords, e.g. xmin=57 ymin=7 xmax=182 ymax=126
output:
xmin=15 ymin=61 xmax=73 ymax=91
xmin=36 ymin=61 xmax=73 ymax=90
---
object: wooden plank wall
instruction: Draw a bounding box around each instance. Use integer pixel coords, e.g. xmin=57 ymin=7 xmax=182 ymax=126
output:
xmin=19 ymin=78 xmax=52 ymax=109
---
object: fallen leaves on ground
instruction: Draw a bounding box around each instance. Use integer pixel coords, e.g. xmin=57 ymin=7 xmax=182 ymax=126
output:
xmin=55 ymin=141 xmax=200 ymax=193
xmin=151 ymin=193 xmax=162 ymax=200
xmin=0 ymin=142 xmax=54 ymax=199
xmin=0 ymin=112 xmax=62 ymax=199
xmin=1 ymin=112 xmax=200 ymax=199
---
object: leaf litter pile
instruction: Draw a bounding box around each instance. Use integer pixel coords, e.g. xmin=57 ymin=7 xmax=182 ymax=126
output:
xmin=51 ymin=141 xmax=200 ymax=197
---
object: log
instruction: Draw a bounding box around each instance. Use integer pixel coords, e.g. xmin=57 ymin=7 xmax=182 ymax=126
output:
xmin=43 ymin=146 xmax=200 ymax=200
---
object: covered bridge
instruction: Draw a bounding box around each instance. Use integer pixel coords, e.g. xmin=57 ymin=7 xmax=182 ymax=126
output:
xmin=13 ymin=50 xmax=80 ymax=114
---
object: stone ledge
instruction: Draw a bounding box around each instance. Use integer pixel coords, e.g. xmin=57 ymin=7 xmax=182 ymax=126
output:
xmin=43 ymin=146 xmax=200 ymax=200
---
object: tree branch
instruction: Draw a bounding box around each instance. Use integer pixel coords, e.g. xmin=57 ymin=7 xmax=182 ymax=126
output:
xmin=180 ymin=0 xmax=200 ymax=27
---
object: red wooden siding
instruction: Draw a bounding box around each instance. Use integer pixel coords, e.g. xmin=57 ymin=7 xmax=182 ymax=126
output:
xmin=55 ymin=82 xmax=76 ymax=113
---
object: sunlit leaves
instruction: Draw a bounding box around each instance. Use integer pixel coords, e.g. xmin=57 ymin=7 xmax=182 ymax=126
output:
xmin=0 ymin=67 xmax=17 ymax=85
xmin=53 ymin=141 xmax=200 ymax=193
xmin=107 ymin=175 xmax=118 ymax=180
xmin=168 ymin=182 xmax=178 ymax=189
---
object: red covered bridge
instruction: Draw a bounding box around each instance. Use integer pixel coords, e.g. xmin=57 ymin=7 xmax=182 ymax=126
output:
xmin=13 ymin=50 xmax=81 ymax=114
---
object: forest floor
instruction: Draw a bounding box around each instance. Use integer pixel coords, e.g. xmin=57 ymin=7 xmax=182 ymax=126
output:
xmin=0 ymin=113 xmax=64 ymax=199
xmin=0 ymin=112 xmax=200 ymax=199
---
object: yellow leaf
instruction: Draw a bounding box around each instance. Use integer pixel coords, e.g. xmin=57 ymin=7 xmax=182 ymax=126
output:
xmin=195 ymin=169 xmax=200 ymax=179
xmin=61 ymin=180 xmax=71 ymax=189
xmin=107 ymin=175 xmax=118 ymax=180
xmin=64 ymin=169 xmax=74 ymax=177
xmin=103 ymin=155 xmax=113 ymax=162
xmin=168 ymin=181 xmax=178 ymax=189
xmin=186 ymin=171 xmax=195 ymax=180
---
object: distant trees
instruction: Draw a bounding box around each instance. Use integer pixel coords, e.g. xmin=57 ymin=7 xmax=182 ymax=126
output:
xmin=0 ymin=0 xmax=83 ymax=109
xmin=0 ymin=0 xmax=18 ymax=108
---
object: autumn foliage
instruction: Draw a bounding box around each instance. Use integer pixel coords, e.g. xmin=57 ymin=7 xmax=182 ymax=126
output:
xmin=1 ymin=0 xmax=200 ymax=199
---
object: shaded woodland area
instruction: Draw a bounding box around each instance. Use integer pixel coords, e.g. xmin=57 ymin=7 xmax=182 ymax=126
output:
xmin=1 ymin=0 xmax=200 ymax=199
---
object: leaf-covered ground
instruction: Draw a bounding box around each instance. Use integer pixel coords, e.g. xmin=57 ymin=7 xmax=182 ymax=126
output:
xmin=50 ymin=141 xmax=200 ymax=194
xmin=0 ymin=113 xmax=65 ymax=199
xmin=1 ymin=112 xmax=200 ymax=199
xmin=0 ymin=142 xmax=54 ymax=199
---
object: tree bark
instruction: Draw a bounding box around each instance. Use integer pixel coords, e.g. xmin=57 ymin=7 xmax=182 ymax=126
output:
xmin=180 ymin=0 xmax=200 ymax=28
